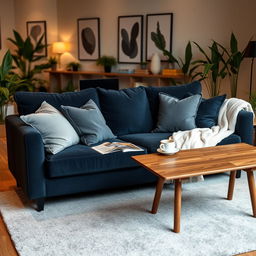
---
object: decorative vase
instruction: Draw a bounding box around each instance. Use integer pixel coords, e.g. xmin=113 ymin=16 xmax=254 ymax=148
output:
xmin=150 ymin=53 xmax=161 ymax=75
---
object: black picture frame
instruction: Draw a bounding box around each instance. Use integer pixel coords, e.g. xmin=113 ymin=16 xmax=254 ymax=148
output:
xmin=26 ymin=20 xmax=47 ymax=57
xmin=118 ymin=15 xmax=143 ymax=64
xmin=146 ymin=13 xmax=173 ymax=61
xmin=77 ymin=18 xmax=100 ymax=61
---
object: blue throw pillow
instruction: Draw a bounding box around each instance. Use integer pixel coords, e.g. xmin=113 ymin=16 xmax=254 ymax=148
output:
xmin=61 ymin=100 xmax=116 ymax=146
xmin=154 ymin=93 xmax=202 ymax=132
xmin=196 ymin=95 xmax=226 ymax=128
xmin=145 ymin=81 xmax=202 ymax=124
xmin=97 ymin=87 xmax=153 ymax=136
xmin=15 ymin=88 xmax=100 ymax=115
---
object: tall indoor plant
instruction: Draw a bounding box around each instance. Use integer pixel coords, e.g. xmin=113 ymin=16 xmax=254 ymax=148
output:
xmin=215 ymin=33 xmax=247 ymax=97
xmin=8 ymin=30 xmax=50 ymax=91
xmin=191 ymin=41 xmax=227 ymax=97
xmin=151 ymin=22 xmax=193 ymax=83
xmin=0 ymin=50 xmax=27 ymax=123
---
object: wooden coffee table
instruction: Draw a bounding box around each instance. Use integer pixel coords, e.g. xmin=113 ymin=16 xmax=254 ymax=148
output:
xmin=132 ymin=143 xmax=256 ymax=233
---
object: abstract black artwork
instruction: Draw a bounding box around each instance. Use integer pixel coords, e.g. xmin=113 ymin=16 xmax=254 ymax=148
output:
xmin=118 ymin=15 xmax=143 ymax=64
xmin=78 ymin=18 xmax=100 ymax=61
xmin=146 ymin=13 xmax=173 ymax=61
xmin=26 ymin=21 xmax=47 ymax=57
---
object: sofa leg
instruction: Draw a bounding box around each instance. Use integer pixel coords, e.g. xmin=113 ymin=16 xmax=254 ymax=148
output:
xmin=236 ymin=170 xmax=241 ymax=178
xmin=35 ymin=198 xmax=45 ymax=212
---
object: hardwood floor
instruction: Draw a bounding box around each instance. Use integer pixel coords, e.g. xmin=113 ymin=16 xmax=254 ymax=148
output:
xmin=0 ymin=133 xmax=255 ymax=255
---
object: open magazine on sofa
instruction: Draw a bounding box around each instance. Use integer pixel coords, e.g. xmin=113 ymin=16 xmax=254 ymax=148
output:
xmin=92 ymin=142 xmax=143 ymax=154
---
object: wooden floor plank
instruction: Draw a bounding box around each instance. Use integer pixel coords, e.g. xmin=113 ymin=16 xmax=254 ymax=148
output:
xmin=0 ymin=131 xmax=255 ymax=255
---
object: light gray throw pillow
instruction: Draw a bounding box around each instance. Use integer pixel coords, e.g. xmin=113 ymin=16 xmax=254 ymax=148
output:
xmin=154 ymin=93 xmax=201 ymax=132
xmin=61 ymin=99 xmax=116 ymax=146
xmin=20 ymin=101 xmax=79 ymax=154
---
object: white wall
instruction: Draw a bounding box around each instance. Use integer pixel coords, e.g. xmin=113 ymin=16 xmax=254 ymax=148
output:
xmin=57 ymin=0 xmax=256 ymax=99
xmin=0 ymin=0 xmax=15 ymax=59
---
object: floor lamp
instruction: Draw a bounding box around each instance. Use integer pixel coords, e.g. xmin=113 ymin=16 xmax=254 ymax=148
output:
xmin=244 ymin=41 xmax=256 ymax=99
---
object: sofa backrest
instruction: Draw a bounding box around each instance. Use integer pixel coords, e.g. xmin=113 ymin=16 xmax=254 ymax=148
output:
xmin=97 ymin=87 xmax=153 ymax=136
xmin=145 ymin=81 xmax=202 ymax=124
xmin=14 ymin=88 xmax=100 ymax=115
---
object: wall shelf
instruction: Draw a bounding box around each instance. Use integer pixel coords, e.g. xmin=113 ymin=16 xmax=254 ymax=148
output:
xmin=46 ymin=70 xmax=185 ymax=92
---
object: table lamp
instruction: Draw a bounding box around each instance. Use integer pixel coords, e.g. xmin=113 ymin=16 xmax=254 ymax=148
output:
xmin=52 ymin=42 xmax=66 ymax=69
xmin=244 ymin=41 xmax=256 ymax=99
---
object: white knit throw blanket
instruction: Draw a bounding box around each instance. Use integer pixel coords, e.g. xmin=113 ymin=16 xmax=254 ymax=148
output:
xmin=169 ymin=98 xmax=254 ymax=183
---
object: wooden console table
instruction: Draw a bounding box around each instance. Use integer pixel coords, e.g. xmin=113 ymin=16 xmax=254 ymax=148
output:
xmin=46 ymin=70 xmax=185 ymax=92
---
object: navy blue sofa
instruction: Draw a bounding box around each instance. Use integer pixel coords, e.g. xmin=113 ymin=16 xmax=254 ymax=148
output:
xmin=5 ymin=81 xmax=253 ymax=211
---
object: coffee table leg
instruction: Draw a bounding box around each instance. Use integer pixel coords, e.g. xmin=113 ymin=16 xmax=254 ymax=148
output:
xmin=246 ymin=169 xmax=256 ymax=217
xmin=174 ymin=179 xmax=182 ymax=233
xmin=227 ymin=170 xmax=237 ymax=200
xmin=151 ymin=178 xmax=165 ymax=214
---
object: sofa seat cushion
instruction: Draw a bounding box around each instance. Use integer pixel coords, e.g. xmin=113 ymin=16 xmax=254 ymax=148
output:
xmin=15 ymin=88 xmax=99 ymax=115
xmin=217 ymin=134 xmax=241 ymax=145
xmin=45 ymin=139 xmax=147 ymax=178
xmin=97 ymin=87 xmax=153 ymax=136
xmin=119 ymin=133 xmax=172 ymax=153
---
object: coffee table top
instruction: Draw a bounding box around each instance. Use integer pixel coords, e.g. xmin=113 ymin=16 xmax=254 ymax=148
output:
xmin=132 ymin=143 xmax=256 ymax=180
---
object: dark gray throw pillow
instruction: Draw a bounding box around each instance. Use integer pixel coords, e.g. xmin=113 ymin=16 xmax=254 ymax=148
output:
xmin=61 ymin=99 xmax=116 ymax=146
xmin=153 ymin=93 xmax=201 ymax=132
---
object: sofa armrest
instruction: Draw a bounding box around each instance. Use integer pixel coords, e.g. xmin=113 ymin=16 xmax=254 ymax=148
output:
xmin=5 ymin=115 xmax=46 ymax=199
xmin=235 ymin=110 xmax=254 ymax=145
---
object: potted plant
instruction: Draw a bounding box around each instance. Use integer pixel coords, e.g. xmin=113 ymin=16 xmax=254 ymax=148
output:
xmin=191 ymin=41 xmax=227 ymax=97
xmin=48 ymin=57 xmax=58 ymax=71
xmin=8 ymin=30 xmax=50 ymax=91
xmin=96 ymin=55 xmax=117 ymax=73
xmin=151 ymin=22 xmax=193 ymax=83
xmin=0 ymin=50 xmax=28 ymax=123
xmin=66 ymin=62 xmax=81 ymax=72
xmin=215 ymin=33 xmax=248 ymax=97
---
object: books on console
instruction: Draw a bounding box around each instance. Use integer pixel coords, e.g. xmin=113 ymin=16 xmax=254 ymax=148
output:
xmin=92 ymin=142 xmax=143 ymax=154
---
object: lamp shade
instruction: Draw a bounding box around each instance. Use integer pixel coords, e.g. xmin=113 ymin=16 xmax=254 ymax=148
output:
xmin=52 ymin=42 xmax=66 ymax=54
xmin=244 ymin=41 xmax=256 ymax=58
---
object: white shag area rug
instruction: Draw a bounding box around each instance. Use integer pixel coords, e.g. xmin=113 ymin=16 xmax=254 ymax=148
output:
xmin=0 ymin=173 xmax=256 ymax=256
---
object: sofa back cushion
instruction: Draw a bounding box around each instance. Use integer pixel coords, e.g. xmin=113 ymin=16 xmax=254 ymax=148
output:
xmin=145 ymin=81 xmax=202 ymax=124
xmin=15 ymin=88 xmax=99 ymax=115
xmin=97 ymin=87 xmax=153 ymax=136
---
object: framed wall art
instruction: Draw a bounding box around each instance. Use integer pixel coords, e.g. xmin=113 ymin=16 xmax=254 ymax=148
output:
xmin=146 ymin=13 xmax=173 ymax=61
xmin=26 ymin=20 xmax=47 ymax=57
xmin=118 ymin=15 xmax=143 ymax=64
xmin=77 ymin=18 xmax=100 ymax=61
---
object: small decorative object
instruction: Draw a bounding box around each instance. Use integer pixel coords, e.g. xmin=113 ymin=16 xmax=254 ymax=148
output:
xmin=48 ymin=57 xmax=57 ymax=71
xmin=118 ymin=15 xmax=143 ymax=64
xmin=146 ymin=13 xmax=173 ymax=61
xmin=77 ymin=18 xmax=100 ymax=61
xmin=244 ymin=41 xmax=256 ymax=99
xmin=96 ymin=55 xmax=117 ymax=73
xmin=140 ymin=61 xmax=147 ymax=69
xmin=26 ymin=20 xmax=47 ymax=57
xmin=150 ymin=53 xmax=161 ymax=74
xmin=52 ymin=42 xmax=66 ymax=69
xmin=66 ymin=62 xmax=81 ymax=72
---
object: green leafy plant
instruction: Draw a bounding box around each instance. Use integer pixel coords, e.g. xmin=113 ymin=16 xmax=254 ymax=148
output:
xmin=191 ymin=41 xmax=227 ymax=97
xmin=8 ymin=30 xmax=50 ymax=91
xmin=151 ymin=22 xmax=193 ymax=83
xmin=215 ymin=33 xmax=248 ymax=97
xmin=0 ymin=50 xmax=28 ymax=122
xmin=66 ymin=62 xmax=81 ymax=71
xmin=96 ymin=55 xmax=117 ymax=66
xmin=48 ymin=56 xmax=57 ymax=65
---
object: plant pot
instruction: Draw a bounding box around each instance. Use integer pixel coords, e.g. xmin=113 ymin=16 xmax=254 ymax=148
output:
xmin=104 ymin=66 xmax=112 ymax=73
xmin=72 ymin=66 xmax=79 ymax=72
xmin=51 ymin=64 xmax=57 ymax=71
